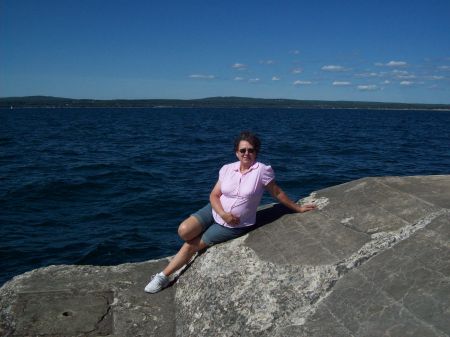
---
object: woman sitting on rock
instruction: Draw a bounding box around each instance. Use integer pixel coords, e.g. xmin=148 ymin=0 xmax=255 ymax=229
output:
xmin=145 ymin=131 xmax=316 ymax=293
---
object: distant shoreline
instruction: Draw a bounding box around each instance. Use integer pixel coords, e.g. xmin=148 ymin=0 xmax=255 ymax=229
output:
xmin=1 ymin=96 xmax=449 ymax=111
xmin=2 ymin=106 xmax=450 ymax=112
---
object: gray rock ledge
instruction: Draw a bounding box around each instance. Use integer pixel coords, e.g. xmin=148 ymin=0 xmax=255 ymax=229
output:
xmin=1 ymin=175 xmax=449 ymax=337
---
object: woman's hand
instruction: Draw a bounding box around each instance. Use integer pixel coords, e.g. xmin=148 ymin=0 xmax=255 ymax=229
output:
xmin=266 ymin=181 xmax=317 ymax=214
xmin=221 ymin=212 xmax=240 ymax=226
xmin=210 ymin=181 xmax=240 ymax=226
xmin=294 ymin=203 xmax=316 ymax=213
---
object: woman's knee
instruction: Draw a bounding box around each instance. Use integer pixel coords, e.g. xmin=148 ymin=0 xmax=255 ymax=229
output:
xmin=178 ymin=216 xmax=202 ymax=241
xmin=177 ymin=221 xmax=190 ymax=240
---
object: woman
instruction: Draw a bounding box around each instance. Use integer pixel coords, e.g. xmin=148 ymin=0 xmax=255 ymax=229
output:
xmin=145 ymin=131 xmax=315 ymax=293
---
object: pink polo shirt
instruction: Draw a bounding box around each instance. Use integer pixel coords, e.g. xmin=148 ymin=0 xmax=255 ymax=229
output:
xmin=212 ymin=161 xmax=275 ymax=228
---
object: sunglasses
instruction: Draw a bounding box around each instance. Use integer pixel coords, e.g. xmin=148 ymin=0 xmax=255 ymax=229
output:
xmin=239 ymin=148 xmax=255 ymax=154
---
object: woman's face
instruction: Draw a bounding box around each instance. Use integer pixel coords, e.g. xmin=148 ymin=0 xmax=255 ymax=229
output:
xmin=236 ymin=140 xmax=256 ymax=166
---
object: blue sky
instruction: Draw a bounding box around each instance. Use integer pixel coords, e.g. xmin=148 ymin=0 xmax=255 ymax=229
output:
xmin=1 ymin=0 xmax=450 ymax=103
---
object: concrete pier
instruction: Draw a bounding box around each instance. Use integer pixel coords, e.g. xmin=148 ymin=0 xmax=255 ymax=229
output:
xmin=1 ymin=175 xmax=449 ymax=336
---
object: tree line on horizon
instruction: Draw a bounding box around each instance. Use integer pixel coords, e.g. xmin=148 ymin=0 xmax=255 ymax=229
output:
xmin=1 ymin=96 xmax=449 ymax=110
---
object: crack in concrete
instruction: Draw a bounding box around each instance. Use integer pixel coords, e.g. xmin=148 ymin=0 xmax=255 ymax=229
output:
xmin=85 ymin=293 xmax=113 ymax=335
xmin=356 ymin=264 xmax=449 ymax=337
xmin=376 ymin=178 xmax=442 ymax=208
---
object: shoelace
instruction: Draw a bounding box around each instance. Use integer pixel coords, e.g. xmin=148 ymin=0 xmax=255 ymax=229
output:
xmin=154 ymin=273 xmax=169 ymax=284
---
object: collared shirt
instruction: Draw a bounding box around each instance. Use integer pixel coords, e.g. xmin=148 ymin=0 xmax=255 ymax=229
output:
xmin=212 ymin=161 xmax=275 ymax=228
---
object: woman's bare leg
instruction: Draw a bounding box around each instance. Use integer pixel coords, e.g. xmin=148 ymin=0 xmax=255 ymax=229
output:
xmin=162 ymin=215 xmax=209 ymax=276
xmin=162 ymin=236 xmax=209 ymax=276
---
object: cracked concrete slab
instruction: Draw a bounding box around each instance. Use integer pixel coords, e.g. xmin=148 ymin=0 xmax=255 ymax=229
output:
xmin=12 ymin=290 xmax=113 ymax=336
xmin=0 ymin=259 xmax=177 ymax=337
xmin=1 ymin=175 xmax=449 ymax=337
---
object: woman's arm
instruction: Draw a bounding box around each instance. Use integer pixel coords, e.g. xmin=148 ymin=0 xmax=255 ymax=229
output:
xmin=209 ymin=180 xmax=240 ymax=225
xmin=265 ymin=180 xmax=316 ymax=213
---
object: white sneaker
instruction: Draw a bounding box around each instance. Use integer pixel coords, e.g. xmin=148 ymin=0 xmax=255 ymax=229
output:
xmin=144 ymin=272 xmax=170 ymax=293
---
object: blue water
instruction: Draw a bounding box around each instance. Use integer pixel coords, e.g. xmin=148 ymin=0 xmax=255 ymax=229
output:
xmin=1 ymin=108 xmax=449 ymax=286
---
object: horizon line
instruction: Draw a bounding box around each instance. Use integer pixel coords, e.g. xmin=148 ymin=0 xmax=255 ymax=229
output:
xmin=1 ymin=95 xmax=450 ymax=106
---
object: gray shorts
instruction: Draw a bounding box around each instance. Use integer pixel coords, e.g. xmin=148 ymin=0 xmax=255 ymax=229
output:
xmin=191 ymin=203 xmax=255 ymax=246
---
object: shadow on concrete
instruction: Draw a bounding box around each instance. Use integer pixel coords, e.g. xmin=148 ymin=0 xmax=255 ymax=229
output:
xmin=254 ymin=203 xmax=294 ymax=229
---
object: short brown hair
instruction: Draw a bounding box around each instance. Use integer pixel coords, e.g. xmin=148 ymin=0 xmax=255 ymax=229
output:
xmin=234 ymin=131 xmax=261 ymax=154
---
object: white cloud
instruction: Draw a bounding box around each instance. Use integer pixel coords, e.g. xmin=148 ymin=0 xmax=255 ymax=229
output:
xmin=292 ymin=68 xmax=303 ymax=74
xmin=355 ymin=72 xmax=380 ymax=78
xmin=387 ymin=61 xmax=407 ymax=67
xmin=400 ymin=81 xmax=414 ymax=86
xmin=272 ymin=76 xmax=281 ymax=81
xmin=293 ymin=80 xmax=312 ymax=85
xmin=189 ymin=74 xmax=215 ymax=80
xmin=234 ymin=77 xmax=245 ymax=81
xmin=392 ymin=70 xmax=415 ymax=79
xmin=438 ymin=65 xmax=450 ymax=71
xmin=382 ymin=80 xmax=391 ymax=84
xmin=392 ymin=70 xmax=408 ymax=74
xmin=376 ymin=61 xmax=407 ymax=67
xmin=430 ymin=75 xmax=444 ymax=80
xmin=260 ymin=60 xmax=275 ymax=65
xmin=333 ymin=81 xmax=351 ymax=86
xmin=290 ymin=50 xmax=300 ymax=55
xmin=232 ymin=63 xmax=247 ymax=70
xmin=321 ymin=65 xmax=348 ymax=72
xmin=357 ymin=85 xmax=378 ymax=91
xmin=248 ymin=78 xmax=260 ymax=83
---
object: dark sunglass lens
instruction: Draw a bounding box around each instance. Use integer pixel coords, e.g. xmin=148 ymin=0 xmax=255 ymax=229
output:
xmin=239 ymin=148 xmax=255 ymax=154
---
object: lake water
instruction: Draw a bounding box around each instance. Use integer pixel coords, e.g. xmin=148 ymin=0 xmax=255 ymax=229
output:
xmin=1 ymin=107 xmax=449 ymax=285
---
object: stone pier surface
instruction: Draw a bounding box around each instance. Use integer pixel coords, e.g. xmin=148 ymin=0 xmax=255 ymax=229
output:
xmin=1 ymin=175 xmax=449 ymax=337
